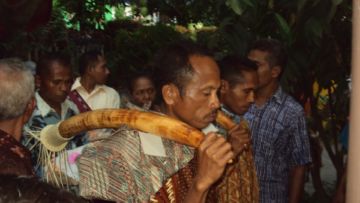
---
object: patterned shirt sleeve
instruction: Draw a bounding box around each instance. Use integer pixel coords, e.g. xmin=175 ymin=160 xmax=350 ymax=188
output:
xmin=78 ymin=142 xmax=135 ymax=201
xmin=288 ymin=109 xmax=312 ymax=167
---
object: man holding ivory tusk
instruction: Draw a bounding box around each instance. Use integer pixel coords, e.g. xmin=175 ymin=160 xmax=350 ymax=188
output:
xmin=77 ymin=42 xmax=251 ymax=202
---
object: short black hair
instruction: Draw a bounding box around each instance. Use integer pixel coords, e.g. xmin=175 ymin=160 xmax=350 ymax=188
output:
xmin=127 ymin=71 xmax=155 ymax=93
xmin=37 ymin=53 xmax=71 ymax=77
xmin=0 ymin=175 xmax=88 ymax=203
xmin=153 ymin=41 xmax=212 ymax=100
xmin=249 ymin=38 xmax=287 ymax=69
xmin=78 ymin=50 xmax=103 ymax=75
xmin=219 ymin=55 xmax=258 ymax=88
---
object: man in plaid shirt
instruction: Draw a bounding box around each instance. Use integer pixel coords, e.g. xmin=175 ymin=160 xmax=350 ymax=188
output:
xmin=246 ymin=39 xmax=312 ymax=203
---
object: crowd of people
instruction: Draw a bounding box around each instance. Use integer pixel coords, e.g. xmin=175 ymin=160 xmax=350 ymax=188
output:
xmin=0 ymin=39 xmax=314 ymax=202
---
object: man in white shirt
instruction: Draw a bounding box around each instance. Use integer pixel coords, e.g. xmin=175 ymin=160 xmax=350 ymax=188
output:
xmin=70 ymin=50 xmax=120 ymax=111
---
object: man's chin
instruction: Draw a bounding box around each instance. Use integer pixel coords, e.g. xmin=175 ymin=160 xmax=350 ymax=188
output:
xmin=193 ymin=121 xmax=212 ymax=130
xmin=57 ymin=97 xmax=67 ymax=103
xmin=234 ymin=108 xmax=248 ymax=116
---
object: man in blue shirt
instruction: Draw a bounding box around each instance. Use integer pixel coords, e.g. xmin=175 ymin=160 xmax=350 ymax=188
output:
xmin=246 ymin=39 xmax=312 ymax=203
xmin=23 ymin=53 xmax=87 ymax=178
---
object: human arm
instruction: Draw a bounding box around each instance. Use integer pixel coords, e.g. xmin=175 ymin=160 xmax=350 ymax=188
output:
xmin=183 ymin=132 xmax=234 ymax=203
xmin=289 ymin=165 xmax=306 ymax=203
xmin=332 ymin=169 xmax=346 ymax=203
xmin=288 ymin=111 xmax=312 ymax=203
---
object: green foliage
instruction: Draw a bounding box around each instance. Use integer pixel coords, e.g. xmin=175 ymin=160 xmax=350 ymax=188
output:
xmin=54 ymin=0 xmax=127 ymax=30
xmin=1 ymin=2 xmax=71 ymax=58
xmin=104 ymin=22 xmax=186 ymax=89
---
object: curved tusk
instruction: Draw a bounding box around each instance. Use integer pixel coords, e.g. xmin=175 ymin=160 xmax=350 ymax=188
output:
xmin=40 ymin=109 xmax=247 ymax=153
xmin=40 ymin=109 xmax=205 ymax=152
xmin=215 ymin=111 xmax=236 ymax=129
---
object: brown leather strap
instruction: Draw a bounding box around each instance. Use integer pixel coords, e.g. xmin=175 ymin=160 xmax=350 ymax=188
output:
xmin=68 ymin=90 xmax=92 ymax=113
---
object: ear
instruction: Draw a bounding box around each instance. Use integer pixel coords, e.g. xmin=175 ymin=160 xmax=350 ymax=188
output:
xmin=162 ymin=84 xmax=180 ymax=105
xmin=271 ymin=66 xmax=281 ymax=78
xmin=220 ymin=80 xmax=229 ymax=94
xmin=85 ymin=65 xmax=94 ymax=75
xmin=23 ymin=97 xmax=36 ymax=124
xmin=35 ymin=75 xmax=41 ymax=89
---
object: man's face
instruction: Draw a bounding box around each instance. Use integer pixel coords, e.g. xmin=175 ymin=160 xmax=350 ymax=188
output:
xmin=89 ymin=55 xmax=109 ymax=85
xmin=38 ymin=62 xmax=72 ymax=105
xmin=222 ymin=70 xmax=258 ymax=115
xmin=171 ymin=55 xmax=221 ymax=129
xmin=131 ymin=76 xmax=156 ymax=108
xmin=248 ymin=49 xmax=273 ymax=89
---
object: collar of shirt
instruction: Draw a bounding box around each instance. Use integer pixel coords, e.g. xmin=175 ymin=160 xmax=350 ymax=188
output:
xmin=249 ymin=86 xmax=285 ymax=112
xmin=35 ymin=92 xmax=78 ymax=119
xmin=71 ymin=77 xmax=106 ymax=97
xmin=271 ymin=86 xmax=285 ymax=105
xmin=122 ymin=95 xmax=148 ymax=111
xmin=244 ymin=87 xmax=284 ymax=120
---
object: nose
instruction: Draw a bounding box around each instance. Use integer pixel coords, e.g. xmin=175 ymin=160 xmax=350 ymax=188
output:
xmin=143 ymin=91 xmax=150 ymax=100
xmin=247 ymin=91 xmax=255 ymax=103
xmin=60 ymin=82 xmax=68 ymax=92
xmin=209 ymin=92 xmax=220 ymax=109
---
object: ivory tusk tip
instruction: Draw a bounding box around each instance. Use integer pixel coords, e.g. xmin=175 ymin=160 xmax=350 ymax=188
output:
xmin=40 ymin=123 xmax=72 ymax=152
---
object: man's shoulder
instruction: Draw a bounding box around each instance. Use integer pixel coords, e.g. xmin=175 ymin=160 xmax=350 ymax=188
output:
xmin=102 ymin=85 xmax=120 ymax=96
xmin=279 ymin=91 xmax=304 ymax=114
xmin=64 ymin=98 xmax=80 ymax=115
xmin=71 ymin=77 xmax=82 ymax=91
xmin=26 ymin=105 xmax=45 ymax=129
xmin=0 ymin=130 xmax=31 ymax=160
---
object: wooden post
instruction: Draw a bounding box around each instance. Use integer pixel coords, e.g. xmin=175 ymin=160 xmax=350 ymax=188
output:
xmin=346 ymin=1 xmax=360 ymax=202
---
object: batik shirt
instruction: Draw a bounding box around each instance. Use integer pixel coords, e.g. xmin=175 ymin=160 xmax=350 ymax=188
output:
xmin=0 ymin=129 xmax=34 ymax=176
xmin=244 ymin=87 xmax=312 ymax=203
xmin=78 ymin=126 xmax=195 ymax=202
xmin=22 ymin=92 xmax=87 ymax=178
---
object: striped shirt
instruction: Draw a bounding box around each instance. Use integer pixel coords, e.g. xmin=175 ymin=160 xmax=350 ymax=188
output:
xmin=244 ymin=87 xmax=311 ymax=203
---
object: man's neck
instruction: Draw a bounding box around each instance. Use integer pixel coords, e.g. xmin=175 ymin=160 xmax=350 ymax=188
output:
xmin=80 ymin=76 xmax=96 ymax=94
xmin=38 ymin=92 xmax=62 ymax=115
xmin=221 ymin=104 xmax=236 ymax=115
xmin=255 ymin=81 xmax=279 ymax=106
xmin=0 ymin=118 xmax=23 ymax=141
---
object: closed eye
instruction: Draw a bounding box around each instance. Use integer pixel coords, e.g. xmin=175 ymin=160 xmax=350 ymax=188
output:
xmin=203 ymin=91 xmax=211 ymax=96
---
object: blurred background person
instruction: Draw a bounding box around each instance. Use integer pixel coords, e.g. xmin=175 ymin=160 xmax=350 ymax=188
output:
xmin=121 ymin=71 xmax=159 ymax=111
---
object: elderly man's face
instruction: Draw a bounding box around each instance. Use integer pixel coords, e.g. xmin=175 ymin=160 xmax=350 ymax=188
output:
xmin=171 ymin=55 xmax=221 ymax=129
